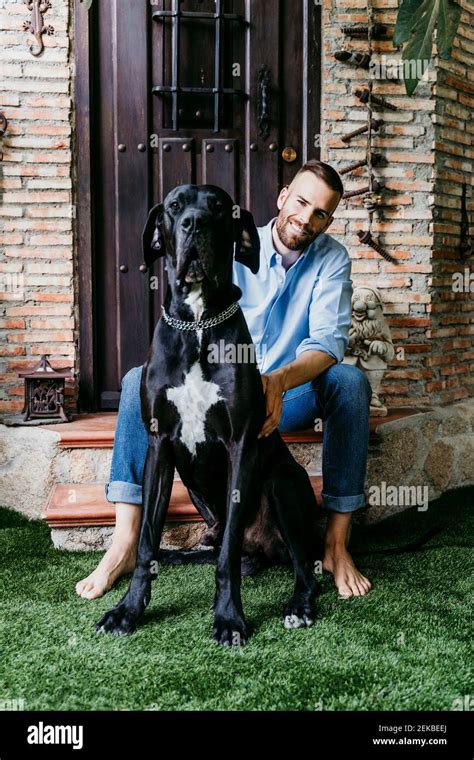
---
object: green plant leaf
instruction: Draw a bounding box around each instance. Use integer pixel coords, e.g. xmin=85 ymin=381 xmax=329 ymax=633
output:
xmin=393 ymin=0 xmax=424 ymax=47
xmin=84 ymin=0 xmax=94 ymax=10
xmin=437 ymin=0 xmax=462 ymax=58
xmin=396 ymin=0 xmax=462 ymax=95
xmin=404 ymin=0 xmax=439 ymax=62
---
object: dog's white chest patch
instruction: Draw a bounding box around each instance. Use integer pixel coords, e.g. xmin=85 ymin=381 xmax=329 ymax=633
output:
xmin=166 ymin=362 xmax=222 ymax=456
xmin=184 ymin=285 xmax=204 ymax=345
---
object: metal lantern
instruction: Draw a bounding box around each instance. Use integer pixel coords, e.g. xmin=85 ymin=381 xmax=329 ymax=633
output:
xmin=18 ymin=354 xmax=73 ymax=423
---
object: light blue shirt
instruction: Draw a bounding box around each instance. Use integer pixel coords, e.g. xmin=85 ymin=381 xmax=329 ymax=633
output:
xmin=232 ymin=218 xmax=353 ymax=374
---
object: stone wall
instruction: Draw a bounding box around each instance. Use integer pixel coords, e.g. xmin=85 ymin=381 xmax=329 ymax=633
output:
xmin=364 ymin=399 xmax=474 ymax=522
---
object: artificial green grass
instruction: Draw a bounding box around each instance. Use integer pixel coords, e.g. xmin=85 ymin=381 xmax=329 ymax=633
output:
xmin=0 ymin=489 xmax=472 ymax=711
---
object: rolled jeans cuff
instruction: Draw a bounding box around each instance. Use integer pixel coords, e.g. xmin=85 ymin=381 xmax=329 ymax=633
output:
xmin=105 ymin=481 xmax=142 ymax=505
xmin=321 ymin=492 xmax=366 ymax=513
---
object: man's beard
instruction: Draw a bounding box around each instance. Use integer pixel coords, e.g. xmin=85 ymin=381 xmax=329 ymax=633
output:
xmin=275 ymin=212 xmax=319 ymax=251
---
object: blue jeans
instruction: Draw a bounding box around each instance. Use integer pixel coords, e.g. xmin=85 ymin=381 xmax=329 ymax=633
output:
xmin=105 ymin=363 xmax=372 ymax=514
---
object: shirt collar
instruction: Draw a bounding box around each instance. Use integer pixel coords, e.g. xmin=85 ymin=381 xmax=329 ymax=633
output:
xmin=261 ymin=217 xmax=311 ymax=269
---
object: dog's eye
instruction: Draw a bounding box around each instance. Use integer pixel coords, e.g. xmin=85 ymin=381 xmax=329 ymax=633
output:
xmin=169 ymin=201 xmax=180 ymax=212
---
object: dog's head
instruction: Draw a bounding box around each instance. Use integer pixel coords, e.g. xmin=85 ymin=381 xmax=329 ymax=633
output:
xmin=142 ymin=184 xmax=259 ymax=295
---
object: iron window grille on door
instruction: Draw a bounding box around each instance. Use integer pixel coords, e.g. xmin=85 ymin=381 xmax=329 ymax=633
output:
xmin=152 ymin=0 xmax=246 ymax=131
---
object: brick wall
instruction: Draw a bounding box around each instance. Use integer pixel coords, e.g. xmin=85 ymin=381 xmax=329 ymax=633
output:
xmin=0 ymin=0 xmax=472 ymax=415
xmin=322 ymin=0 xmax=473 ymax=408
xmin=430 ymin=0 xmax=474 ymax=404
xmin=0 ymin=0 xmax=76 ymax=415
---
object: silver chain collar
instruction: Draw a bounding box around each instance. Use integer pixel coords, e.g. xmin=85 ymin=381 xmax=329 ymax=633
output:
xmin=161 ymin=301 xmax=241 ymax=331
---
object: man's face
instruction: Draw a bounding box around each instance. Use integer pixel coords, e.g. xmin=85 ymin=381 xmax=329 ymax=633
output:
xmin=275 ymin=171 xmax=341 ymax=251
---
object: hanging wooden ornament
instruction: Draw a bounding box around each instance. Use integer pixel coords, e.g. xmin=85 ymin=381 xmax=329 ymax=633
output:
xmin=334 ymin=50 xmax=371 ymax=69
xmin=340 ymin=23 xmax=389 ymax=39
xmin=355 ymin=1 xmax=398 ymax=265
xmin=339 ymin=155 xmax=382 ymax=175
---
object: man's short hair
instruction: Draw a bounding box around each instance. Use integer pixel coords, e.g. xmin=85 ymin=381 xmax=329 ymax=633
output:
xmin=292 ymin=159 xmax=344 ymax=198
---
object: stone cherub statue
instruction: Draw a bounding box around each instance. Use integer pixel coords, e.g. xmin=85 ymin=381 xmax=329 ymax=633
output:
xmin=343 ymin=285 xmax=395 ymax=416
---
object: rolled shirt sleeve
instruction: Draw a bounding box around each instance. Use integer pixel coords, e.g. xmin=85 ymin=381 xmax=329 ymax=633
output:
xmin=295 ymin=254 xmax=353 ymax=364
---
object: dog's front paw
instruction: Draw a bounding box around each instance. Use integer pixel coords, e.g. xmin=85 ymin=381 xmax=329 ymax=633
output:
xmin=95 ymin=604 xmax=140 ymax=636
xmin=212 ymin=613 xmax=248 ymax=647
xmin=283 ymin=598 xmax=315 ymax=630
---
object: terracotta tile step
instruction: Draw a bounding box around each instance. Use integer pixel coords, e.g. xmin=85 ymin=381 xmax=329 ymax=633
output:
xmin=42 ymin=477 xmax=324 ymax=528
xmin=46 ymin=408 xmax=427 ymax=448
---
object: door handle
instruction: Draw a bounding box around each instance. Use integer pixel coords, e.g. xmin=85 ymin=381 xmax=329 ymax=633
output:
xmin=257 ymin=65 xmax=271 ymax=140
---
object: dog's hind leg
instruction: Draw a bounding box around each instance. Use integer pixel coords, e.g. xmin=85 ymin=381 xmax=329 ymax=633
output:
xmin=266 ymin=456 xmax=321 ymax=630
xmin=96 ymin=435 xmax=175 ymax=636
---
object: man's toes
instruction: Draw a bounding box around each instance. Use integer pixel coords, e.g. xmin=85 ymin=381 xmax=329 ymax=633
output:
xmin=76 ymin=573 xmax=97 ymax=595
xmin=77 ymin=578 xmax=103 ymax=599
xmin=360 ymin=578 xmax=371 ymax=594
xmin=338 ymin=583 xmax=353 ymax=599
xmin=79 ymin=584 xmax=94 ymax=598
xmin=81 ymin=583 xmax=105 ymax=600
xmin=75 ymin=581 xmax=86 ymax=595
xmin=77 ymin=582 xmax=93 ymax=597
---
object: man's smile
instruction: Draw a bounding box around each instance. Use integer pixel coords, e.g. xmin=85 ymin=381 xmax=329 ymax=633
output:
xmin=286 ymin=217 xmax=313 ymax=239
xmin=290 ymin=221 xmax=305 ymax=233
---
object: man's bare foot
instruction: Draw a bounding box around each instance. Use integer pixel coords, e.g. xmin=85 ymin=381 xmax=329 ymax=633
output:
xmin=76 ymin=502 xmax=142 ymax=600
xmin=322 ymin=547 xmax=372 ymax=598
xmin=75 ymin=542 xmax=137 ymax=600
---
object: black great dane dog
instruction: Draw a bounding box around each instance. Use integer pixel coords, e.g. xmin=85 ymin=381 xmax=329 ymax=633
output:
xmin=96 ymin=184 xmax=323 ymax=646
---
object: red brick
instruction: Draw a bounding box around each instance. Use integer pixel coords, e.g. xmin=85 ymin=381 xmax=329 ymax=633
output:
xmin=0 ymin=345 xmax=26 ymax=356
xmin=8 ymin=331 xmax=74 ymax=343
xmin=29 ymin=318 xmax=74 ymax=329
xmin=0 ymin=400 xmax=24 ymax=412
xmin=0 ymin=318 xmax=25 ymax=329
xmin=6 ymin=305 xmax=72 ymax=316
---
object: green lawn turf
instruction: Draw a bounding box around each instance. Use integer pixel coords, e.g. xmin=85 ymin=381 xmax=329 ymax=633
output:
xmin=0 ymin=489 xmax=472 ymax=711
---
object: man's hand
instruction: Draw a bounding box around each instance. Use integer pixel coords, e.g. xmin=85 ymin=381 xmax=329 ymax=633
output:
xmin=257 ymin=351 xmax=336 ymax=439
xmin=258 ymin=371 xmax=286 ymax=438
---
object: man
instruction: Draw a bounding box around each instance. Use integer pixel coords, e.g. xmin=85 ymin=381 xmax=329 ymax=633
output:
xmin=76 ymin=160 xmax=372 ymax=601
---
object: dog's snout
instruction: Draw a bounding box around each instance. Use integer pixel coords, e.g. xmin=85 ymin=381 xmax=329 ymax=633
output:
xmin=180 ymin=210 xmax=208 ymax=234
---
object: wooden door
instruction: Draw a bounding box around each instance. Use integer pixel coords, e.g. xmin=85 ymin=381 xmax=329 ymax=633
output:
xmin=89 ymin=0 xmax=321 ymax=410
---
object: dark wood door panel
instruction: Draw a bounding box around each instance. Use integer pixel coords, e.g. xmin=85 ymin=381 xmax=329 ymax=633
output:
xmin=202 ymin=138 xmax=238 ymax=200
xmin=244 ymin=0 xmax=280 ymax=225
xmin=115 ymin=0 xmax=151 ymax=381
xmin=89 ymin=0 xmax=321 ymax=410
xmin=93 ymin=0 xmax=118 ymax=407
xmin=159 ymin=137 xmax=196 ymax=197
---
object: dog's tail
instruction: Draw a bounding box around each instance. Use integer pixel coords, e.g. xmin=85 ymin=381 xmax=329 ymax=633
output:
xmin=158 ymin=548 xmax=218 ymax=565
xmin=350 ymin=525 xmax=441 ymax=557
xmin=158 ymin=548 xmax=271 ymax=576
xmin=157 ymin=526 xmax=441 ymax=571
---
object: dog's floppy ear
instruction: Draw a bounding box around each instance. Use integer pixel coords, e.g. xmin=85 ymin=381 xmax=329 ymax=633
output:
xmin=234 ymin=208 xmax=260 ymax=274
xmin=142 ymin=203 xmax=165 ymax=267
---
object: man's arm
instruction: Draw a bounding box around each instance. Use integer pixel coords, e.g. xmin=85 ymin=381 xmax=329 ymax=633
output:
xmin=258 ymin=350 xmax=336 ymax=438
xmin=258 ymin=248 xmax=352 ymax=438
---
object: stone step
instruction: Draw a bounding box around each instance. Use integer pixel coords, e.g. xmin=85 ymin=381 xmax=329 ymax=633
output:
xmin=42 ymin=477 xmax=323 ymax=552
xmin=38 ymin=409 xmax=421 ymax=494
xmin=42 ymin=477 xmax=324 ymax=528
xmin=1 ymin=406 xmax=433 ymax=535
xmin=44 ymin=409 xmax=419 ymax=449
